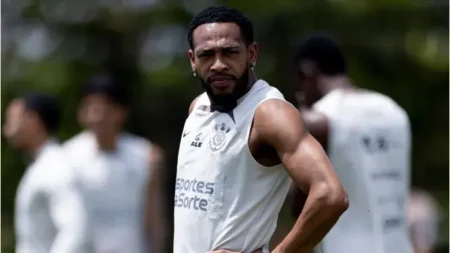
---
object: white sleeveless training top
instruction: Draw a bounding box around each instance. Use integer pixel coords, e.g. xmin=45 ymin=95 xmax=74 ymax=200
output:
xmin=174 ymin=80 xmax=292 ymax=253
xmin=312 ymin=89 xmax=413 ymax=253
xmin=15 ymin=140 xmax=90 ymax=253
xmin=63 ymin=131 xmax=152 ymax=253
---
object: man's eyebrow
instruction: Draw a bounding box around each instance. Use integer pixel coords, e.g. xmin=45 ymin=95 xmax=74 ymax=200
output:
xmin=196 ymin=46 xmax=241 ymax=52
xmin=196 ymin=48 xmax=213 ymax=53
xmin=221 ymin=46 xmax=241 ymax=50
xmin=195 ymin=49 xmax=213 ymax=56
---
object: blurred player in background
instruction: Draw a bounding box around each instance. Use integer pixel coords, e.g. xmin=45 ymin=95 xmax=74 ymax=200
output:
xmin=291 ymin=33 xmax=413 ymax=253
xmin=63 ymin=74 xmax=167 ymax=253
xmin=3 ymin=93 xmax=91 ymax=253
xmin=408 ymin=188 xmax=440 ymax=253
xmin=174 ymin=7 xmax=348 ymax=253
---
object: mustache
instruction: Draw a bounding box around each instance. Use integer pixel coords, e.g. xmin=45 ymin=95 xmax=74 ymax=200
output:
xmin=206 ymin=74 xmax=237 ymax=84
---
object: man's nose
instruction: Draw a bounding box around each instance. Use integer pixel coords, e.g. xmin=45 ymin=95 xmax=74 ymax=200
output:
xmin=210 ymin=57 xmax=228 ymax=72
xmin=88 ymin=106 xmax=106 ymax=122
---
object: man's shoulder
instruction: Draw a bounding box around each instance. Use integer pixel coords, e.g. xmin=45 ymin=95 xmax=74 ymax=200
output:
xmin=59 ymin=132 xmax=96 ymax=173
xmin=35 ymin=144 xmax=67 ymax=166
xmin=372 ymin=92 xmax=409 ymax=120
xmin=122 ymin=132 xmax=148 ymax=143
xmin=32 ymin=145 xmax=78 ymax=186
xmin=253 ymin=99 xmax=302 ymax=134
xmin=249 ymin=79 xmax=285 ymax=101
xmin=312 ymin=89 xmax=344 ymax=114
xmin=123 ymin=133 xmax=166 ymax=165
xmin=121 ymin=133 xmax=164 ymax=171
xmin=121 ymin=133 xmax=152 ymax=155
xmin=62 ymin=131 xmax=92 ymax=150
xmin=250 ymin=98 xmax=307 ymax=158
xmin=354 ymin=90 xmax=410 ymax=124
xmin=124 ymin=134 xmax=165 ymax=160
xmin=254 ymin=97 xmax=294 ymax=115
xmin=234 ymin=80 xmax=286 ymax=119
xmin=189 ymin=93 xmax=208 ymax=115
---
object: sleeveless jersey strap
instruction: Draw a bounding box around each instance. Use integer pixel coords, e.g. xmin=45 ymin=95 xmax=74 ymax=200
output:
xmin=192 ymin=93 xmax=210 ymax=112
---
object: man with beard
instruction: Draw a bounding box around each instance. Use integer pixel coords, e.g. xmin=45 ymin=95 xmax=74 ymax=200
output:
xmin=291 ymin=33 xmax=413 ymax=253
xmin=174 ymin=6 xmax=349 ymax=253
xmin=3 ymin=93 xmax=90 ymax=253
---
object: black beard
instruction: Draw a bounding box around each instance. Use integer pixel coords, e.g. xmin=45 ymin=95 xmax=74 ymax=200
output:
xmin=197 ymin=68 xmax=250 ymax=113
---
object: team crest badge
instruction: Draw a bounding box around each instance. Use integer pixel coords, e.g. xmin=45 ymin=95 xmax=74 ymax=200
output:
xmin=209 ymin=123 xmax=231 ymax=152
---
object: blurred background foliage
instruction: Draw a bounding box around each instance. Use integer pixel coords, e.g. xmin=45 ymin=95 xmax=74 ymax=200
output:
xmin=1 ymin=0 xmax=448 ymax=252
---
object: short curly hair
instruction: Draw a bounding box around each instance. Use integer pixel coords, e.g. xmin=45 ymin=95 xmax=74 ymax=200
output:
xmin=188 ymin=6 xmax=254 ymax=49
xmin=81 ymin=74 xmax=130 ymax=107
xmin=22 ymin=92 xmax=61 ymax=134
xmin=293 ymin=32 xmax=347 ymax=75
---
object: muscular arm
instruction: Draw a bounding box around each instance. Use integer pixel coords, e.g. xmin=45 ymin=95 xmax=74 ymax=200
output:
xmin=144 ymin=144 xmax=167 ymax=253
xmin=289 ymin=107 xmax=329 ymax=216
xmin=254 ymin=99 xmax=348 ymax=253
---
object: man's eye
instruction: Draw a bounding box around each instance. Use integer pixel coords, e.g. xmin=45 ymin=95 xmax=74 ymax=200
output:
xmin=224 ymin=50 xmax=238 ymax=55
xmin=198 ymin=52 xmax=213 ymax=58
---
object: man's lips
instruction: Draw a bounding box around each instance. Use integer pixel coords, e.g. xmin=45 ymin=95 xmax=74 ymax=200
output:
xmin=208 ymin=76 xmax=235 ymax=88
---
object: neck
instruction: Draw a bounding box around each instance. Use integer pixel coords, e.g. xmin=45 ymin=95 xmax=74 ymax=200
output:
xmin=239 ymin=70 xmax=258 ymax=100
xmin=318 ymin=75 xmax=354 ymax=96
xmin=28 ymin=132 xmax=51 ymax=155
xmin=248 ymin=71 xmax=258 ymax=89
xmin=94 ymin=131 xmax=120 ymax=152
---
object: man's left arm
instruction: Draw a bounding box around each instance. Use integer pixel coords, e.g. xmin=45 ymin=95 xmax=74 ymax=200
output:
xmin=254 ymin=99 xmax=349 ymax=253
xmin=289 ymin=107 xmax=329 ymax=217
xmin=144 ymin=144 xmax=168 ymax=253
xmin=48 ymin=169 xmax=91 ymax=253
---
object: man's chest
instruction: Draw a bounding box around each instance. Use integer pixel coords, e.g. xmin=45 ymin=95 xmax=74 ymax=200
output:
xmin=177 ymin=113 xmax=246 ymax=171
xmin=77 ymin=155 xmax=146 ymax=205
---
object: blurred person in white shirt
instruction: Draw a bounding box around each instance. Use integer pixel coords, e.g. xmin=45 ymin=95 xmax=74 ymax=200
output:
xmin=408 ymin=188 xmax=440 ymax=253
xmin=290 ymin=33 xmax=413 ymax=253
xmin=63 ymin=74 xmax=167 ymax=253
xmin=3 ymin=92 xmax=91 ymax=253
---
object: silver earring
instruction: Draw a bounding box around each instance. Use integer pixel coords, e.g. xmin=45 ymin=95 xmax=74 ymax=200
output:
xmin=251 ymin=62 xmax=256 ymax=70
xmin=193 ymin=72 xmax=197 ymax=77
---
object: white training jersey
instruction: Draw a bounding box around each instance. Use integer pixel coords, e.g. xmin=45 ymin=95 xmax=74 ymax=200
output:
xmin=63 ymin=132 xmax=152 ymax=253
xmin=15 ymin=139 xmax=90 ymax=253
xmin=312 ymin=89 xmax=413 ymax=253
xmin=174 ymin=80 xmax=292 ymax=253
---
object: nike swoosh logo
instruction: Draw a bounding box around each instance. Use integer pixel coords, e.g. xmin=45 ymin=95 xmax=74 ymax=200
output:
xmin=183 ymin=131 xmax=190 ymax=137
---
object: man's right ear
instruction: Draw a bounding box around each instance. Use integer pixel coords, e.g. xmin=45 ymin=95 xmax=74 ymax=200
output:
xmin=188 ymin=49 xmax=196 ymax=71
